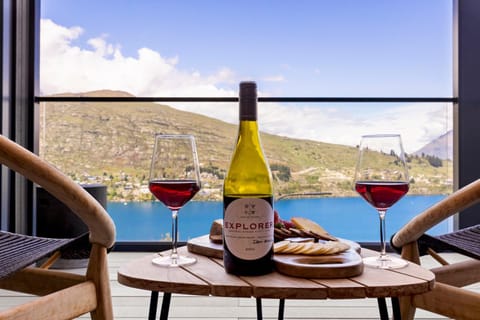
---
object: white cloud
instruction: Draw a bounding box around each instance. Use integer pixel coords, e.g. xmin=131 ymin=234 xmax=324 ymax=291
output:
xmin=40 ymin=19 xmax=235 ymax=98
xmin=263 ymin=75 xmax=285 ymax=82
xmin=40 ymin=19 xmax=452 ymax=153
xmin=255 ymin=102 xmax=452 ymax=153
xmin=40 ymin=19 xmax=83 ymax=54
xmin=87 ymin=35 xmax=116 ymax=56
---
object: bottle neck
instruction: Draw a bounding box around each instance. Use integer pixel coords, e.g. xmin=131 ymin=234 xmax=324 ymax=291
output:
xmin=237 ymin=120 xmax=261 ymax=151
xmin=239 ymin=119 xmax=259 ymax=135
xmin=239 ymin=102 xmax=257 ymax=121
xmin=239 ymin=81 xmax=257 ymax=121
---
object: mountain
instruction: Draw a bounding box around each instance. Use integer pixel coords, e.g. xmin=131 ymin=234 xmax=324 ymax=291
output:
xmin=40 ymin=90 xmax=452 ymax=201
xmin=414 ymin=130 xmax=453 ymax=160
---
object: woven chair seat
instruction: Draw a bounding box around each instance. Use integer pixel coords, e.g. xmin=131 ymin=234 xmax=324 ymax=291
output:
xmin=0 ymin=231 xmax=78 ymax=280
xmin=418 ymin=224 xmax=480 ymax=260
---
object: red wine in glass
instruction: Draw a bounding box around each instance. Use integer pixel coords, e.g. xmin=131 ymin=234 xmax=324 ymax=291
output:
xmin=355 ymin=181 xmax=409 ymax=210
xmin=149 ymin=134 xmax=201 ymax=267
xmin=149 ymin=180 xmax=200 ymax=211
xmin=354 ymin=134 xmax=410 ymax=269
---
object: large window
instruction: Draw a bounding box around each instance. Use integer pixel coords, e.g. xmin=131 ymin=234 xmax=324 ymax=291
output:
xmin=37 ymin=1 xmax=455 ymax=244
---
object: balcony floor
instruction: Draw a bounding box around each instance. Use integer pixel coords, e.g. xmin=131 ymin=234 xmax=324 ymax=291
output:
xmin=1 ymin=251 xmax=477 ymax=319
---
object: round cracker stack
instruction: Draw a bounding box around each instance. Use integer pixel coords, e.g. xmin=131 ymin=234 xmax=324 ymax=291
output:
xmin=274 ymin=240 xmax=350 ymax=255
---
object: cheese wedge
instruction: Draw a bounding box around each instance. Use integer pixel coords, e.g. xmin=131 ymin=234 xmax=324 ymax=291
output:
xmin=291 ymin=217 xmax=337 ymax=241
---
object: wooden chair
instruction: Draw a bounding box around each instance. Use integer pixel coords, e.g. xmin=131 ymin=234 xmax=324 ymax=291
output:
xmin=0 ymin=135 xmax=116 ymax=320
xmin=391 ymin=179 xmax=480 ymax=320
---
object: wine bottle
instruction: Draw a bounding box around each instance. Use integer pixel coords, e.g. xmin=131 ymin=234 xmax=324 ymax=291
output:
xmin=223 ymin=81 xmax=274 ymax=275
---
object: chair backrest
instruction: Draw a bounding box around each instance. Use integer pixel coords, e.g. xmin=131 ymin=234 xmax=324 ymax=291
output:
xmin=392 ymin=178 xmax=480 ymax=248
xmin=0 ymin=135 xmax=115 ymax=248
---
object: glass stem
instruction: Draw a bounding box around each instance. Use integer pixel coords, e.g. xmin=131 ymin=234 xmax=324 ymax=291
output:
xmin=378 ymin=210 xmax=387 ymax=258
xmin=171 ymin=209 xmax=179 ymax=258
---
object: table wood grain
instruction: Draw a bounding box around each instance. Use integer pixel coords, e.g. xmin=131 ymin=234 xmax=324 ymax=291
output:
xmin=117 ymin=246 xmax=434 ymax=300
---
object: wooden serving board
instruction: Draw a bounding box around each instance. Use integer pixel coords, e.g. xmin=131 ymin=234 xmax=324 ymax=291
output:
xmin=187 ymin=235 xmax=364 ymax=279
xmin=187 ymin=235 xmax=224 ymax=259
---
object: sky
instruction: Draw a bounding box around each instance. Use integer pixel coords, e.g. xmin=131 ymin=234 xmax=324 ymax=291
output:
xmin=40 ymin=0 xmax=453 ymax=153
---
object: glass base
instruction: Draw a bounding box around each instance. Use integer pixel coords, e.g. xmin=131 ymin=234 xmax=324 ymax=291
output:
xmin=152 ymin=254 xmax=197 ymax=267
xmin=363 ymin=255 xmax=408 ymax=269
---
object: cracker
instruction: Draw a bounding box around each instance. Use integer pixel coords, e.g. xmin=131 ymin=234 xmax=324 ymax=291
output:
xmin=274 ymin=240 xmax=350 ymax=255
xmin=273 ymin=240 xmax=290 ymax=253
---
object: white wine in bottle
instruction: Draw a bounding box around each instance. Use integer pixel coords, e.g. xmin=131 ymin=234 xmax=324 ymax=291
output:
xmin=223 ymin=81 xmax=274 ymax=275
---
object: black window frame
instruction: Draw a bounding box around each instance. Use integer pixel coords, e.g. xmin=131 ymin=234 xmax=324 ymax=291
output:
xmin=2 ymin=0 xmax=479 ymax=251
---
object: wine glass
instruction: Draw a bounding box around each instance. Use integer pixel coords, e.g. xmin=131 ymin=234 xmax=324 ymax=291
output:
xmin=354 ymin=134 xmax=409 ymax=269
xmin=149 ymin=134 xmax=201 ymax=267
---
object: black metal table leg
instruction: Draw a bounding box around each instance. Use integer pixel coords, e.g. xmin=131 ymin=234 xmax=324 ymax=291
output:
xmin=392 ymin=297 xmax=402 ymax=320
xmin=148 ymin=291 xmax=159 ymax=320
xmin=278 ymin=298 xmax=285 ymax=320
xmin=377 ymin=298 xmax=389 ymax=320
xmin=256 ymin=298 xmax=284 ymax=320
xmin=160 ymin=292 xmax=172 ymax=320
xmin=256 ymin=298 xmax=263 ymax=320
xmin=148 ymin=291 xmax=172 ymax=320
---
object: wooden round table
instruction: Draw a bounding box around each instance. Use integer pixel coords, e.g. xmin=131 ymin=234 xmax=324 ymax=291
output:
xmin=118 ymin=238 xmax=434 ymax=320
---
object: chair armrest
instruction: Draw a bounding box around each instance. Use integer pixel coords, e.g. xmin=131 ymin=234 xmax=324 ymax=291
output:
xmin=392 ymin=179 xmax=480 ymax=248
xmin=0 ymin=135 xmax=115 ymax=248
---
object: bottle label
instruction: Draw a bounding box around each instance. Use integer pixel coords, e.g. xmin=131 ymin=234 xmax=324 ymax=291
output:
xmin=223 ymin=198 xmax=273 ymax=260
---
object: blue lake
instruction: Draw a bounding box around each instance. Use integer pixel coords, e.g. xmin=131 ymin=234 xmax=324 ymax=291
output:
xmin=108 ymin=195 xmax=450 ymax=242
